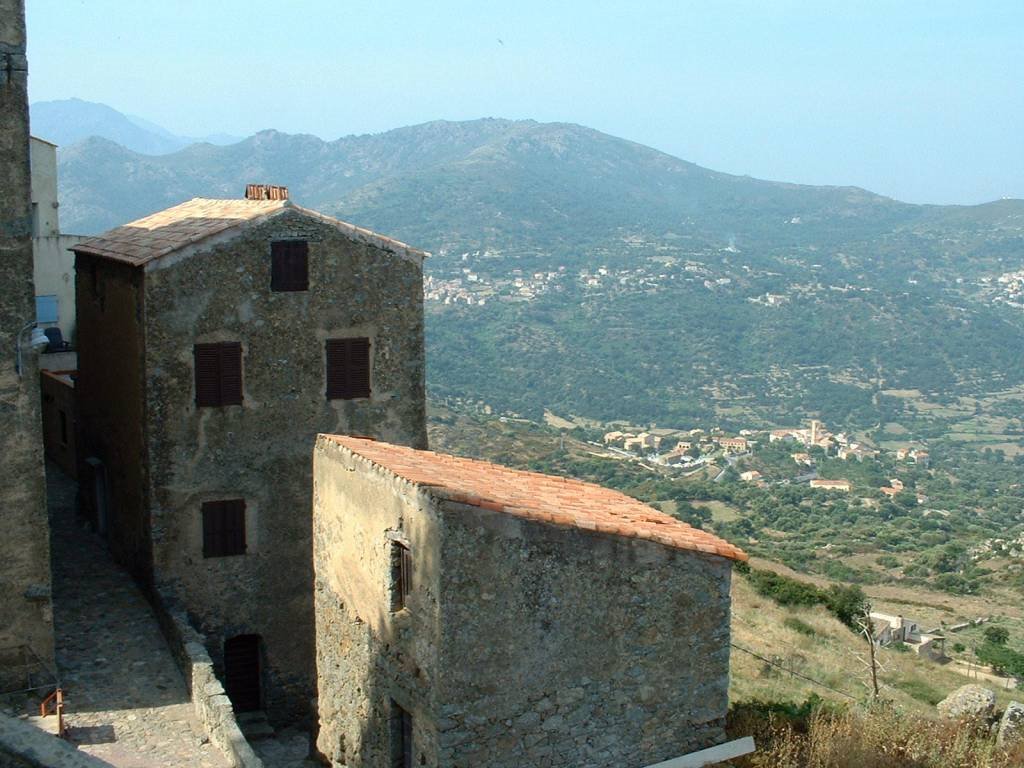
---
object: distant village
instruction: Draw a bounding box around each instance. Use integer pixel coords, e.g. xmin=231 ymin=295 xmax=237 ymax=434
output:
xmin=423 ymin=247 xmax=881 ymax=308
xmin=987 ymin=268 xmax=1024 ymax=309
xmin=596 ymin=418 xmax=932 ymax=499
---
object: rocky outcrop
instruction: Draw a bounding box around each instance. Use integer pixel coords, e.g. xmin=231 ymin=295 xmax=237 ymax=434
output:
xmin=936 ymin=684 xmax=996 ymax=722
xmin=997 ymin=701 xmax=1024 ymax=749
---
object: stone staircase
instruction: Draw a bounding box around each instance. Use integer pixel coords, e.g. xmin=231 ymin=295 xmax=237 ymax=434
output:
xmin=236 ymin=711 xmax=275 ymax=741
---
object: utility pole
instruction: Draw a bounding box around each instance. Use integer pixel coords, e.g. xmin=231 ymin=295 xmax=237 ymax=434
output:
xmin=855 ymin=608 xmax=880 ymax=698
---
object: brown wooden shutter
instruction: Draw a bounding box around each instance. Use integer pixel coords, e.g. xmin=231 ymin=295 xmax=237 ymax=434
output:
xmin=271 ymin=240 xmax=309 ymax=292
xmin=326 ymin=337 xmax=371 ymax=400
xmin=195 ymin=344 xmax=223 ymax=407
xmin=225 ymin=498 xmax=247 ymax=555
xmin=219 ymin=343 xmax=243 ymax=405
xmin=202 ymin=501 xmax=223 ymax=557
xmin=347 ymin=337 xmax=370 ymax=398
xmin=195 ymin=342 xmax=243 ymax=407
xmin=202 ymin=499 xmax=246 ymax=557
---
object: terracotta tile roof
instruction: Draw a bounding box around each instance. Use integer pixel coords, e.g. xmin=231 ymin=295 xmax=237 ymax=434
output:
xmin=323 ymin=435 xmax=747 ymax=562
xmin=73 ymin=197 xmax=428 ymax=265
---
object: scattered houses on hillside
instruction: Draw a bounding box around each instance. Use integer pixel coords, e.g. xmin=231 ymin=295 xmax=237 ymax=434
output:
xmin=603 ymin=430 xmax=663 ymax=453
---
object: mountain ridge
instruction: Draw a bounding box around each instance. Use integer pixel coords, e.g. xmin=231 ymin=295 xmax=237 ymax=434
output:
xmin=47 ymin=104 xmax=1024 ymax=428
xmin=30 ymin=98 xmax=243 ymax=156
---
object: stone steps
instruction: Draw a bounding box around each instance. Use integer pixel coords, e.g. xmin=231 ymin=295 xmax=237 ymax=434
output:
xmin=236 ymin=710 xmax=275 ymax=741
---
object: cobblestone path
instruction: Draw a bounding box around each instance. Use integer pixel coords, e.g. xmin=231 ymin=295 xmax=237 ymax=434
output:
xmin=48 ymin=466 xmax=230 ymax=768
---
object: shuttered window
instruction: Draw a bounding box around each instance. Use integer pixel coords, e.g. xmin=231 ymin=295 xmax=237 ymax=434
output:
xmin=326 ymin=337 xmax=371 ymax=400
xmin=390 ymin=701 xmax=413 ymax=768
xmin=194 ymin=342 xmax=243 ymax=407
xmin=270 ymin=240 xmax=309 ymax=292
xmin=390 ymin=541 xmax=412 ymax=612
xmin=202 ymin=499 xmax=247 ymax=557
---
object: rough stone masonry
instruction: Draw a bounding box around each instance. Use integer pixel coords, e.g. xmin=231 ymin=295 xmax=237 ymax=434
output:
xmin=0 ymin=0 xmax=54 ymax=688
xmin=74 ymin=197 xmax=428 ymax=723
xmin=313 ymin=435 xmax=746 ymax=768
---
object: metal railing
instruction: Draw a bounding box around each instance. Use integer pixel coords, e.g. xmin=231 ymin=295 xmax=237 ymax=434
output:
xmin=39 ymin=687 xmax=66 ymax=739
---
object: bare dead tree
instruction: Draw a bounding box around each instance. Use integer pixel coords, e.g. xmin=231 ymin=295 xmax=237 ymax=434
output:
xmin=854 ymin=607 xmax=880 ymax=699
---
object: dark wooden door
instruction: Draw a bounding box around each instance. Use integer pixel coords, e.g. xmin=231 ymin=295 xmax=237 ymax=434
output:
xmin=224 ymin=635 xmax=262 ymax=712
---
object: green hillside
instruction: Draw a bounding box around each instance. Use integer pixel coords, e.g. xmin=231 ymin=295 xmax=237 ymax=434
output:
xmin=56 ymin=119 xmax=1024 ymax=428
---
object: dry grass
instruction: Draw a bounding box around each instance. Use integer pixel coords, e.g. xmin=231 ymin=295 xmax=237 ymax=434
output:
xmin=747 ymin=556 xmax=1024 ymax=631
xmin=727 ymin=703 xmax=1024 ymax=768
xmin=729 ymin=577 xmax=1019 ymax=715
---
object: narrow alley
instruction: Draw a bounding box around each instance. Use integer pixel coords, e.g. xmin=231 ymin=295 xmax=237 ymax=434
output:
xmin=48 ymin=464 xmax=229 ymax=767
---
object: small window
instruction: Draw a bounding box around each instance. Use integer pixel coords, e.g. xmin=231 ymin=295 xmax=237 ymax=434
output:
xmin=36 ymin=295 xmax=58 ymax=324
xmin=326 ymin=337 xmax=371 ymax=400
xmin=389 ymin=701 xmax=413 ymax=768
xmin=271 ymin=240 xmax=309 ymax=292
xmin=202 ymin=499 xmax=247 ymax=557
xmin=390 ymin=541 xmax=412 ymax=612
xmin=194 ymin=342 xmax=243 ymax=407
xmin=58 ymin=410 xmax=68 ymax=446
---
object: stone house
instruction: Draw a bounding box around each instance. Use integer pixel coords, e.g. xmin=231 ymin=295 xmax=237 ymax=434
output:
xmin=313 ymin=435 xmax=747 ymax=768
xmin=30 ymin=135 xmax=86 ymax=344
xmin=870 ymin=612 xmax=945 ymax=660
xmin=623 ymin=431 xmax=660 ymax=452
xmin=0 ymin=0 xmax=55 ymax=690
xmin=809 ymin=478 xmax=852 ymax=492
xmin=716 ymin=436 xmax=748 ymax=452
xmin=73 ymin=189 xmax=428 ymax=722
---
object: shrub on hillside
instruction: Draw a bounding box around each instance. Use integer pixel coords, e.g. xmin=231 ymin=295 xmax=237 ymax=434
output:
xmin=783 ymin=616 xmax=818 ymax=637
xmin=983 ymin=626 xmax=1010 ymax=646
xmin=976 ymin=642 xmax=1024 ymax=680
xmin=744 ymin=568 xmax=867 ymax=630
xmin=747 ymin=569 xmax=823 ymax=608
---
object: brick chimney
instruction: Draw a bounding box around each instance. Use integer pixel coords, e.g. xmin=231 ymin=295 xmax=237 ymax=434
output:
xmin=245 ymin=184 xmax=289 ymax=201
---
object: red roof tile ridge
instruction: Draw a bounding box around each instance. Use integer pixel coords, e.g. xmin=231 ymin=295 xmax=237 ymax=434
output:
xmin=321 ymin=435 xmax=747 ymax=562
xmin=74 ymin=197 xmax=429 ymax=265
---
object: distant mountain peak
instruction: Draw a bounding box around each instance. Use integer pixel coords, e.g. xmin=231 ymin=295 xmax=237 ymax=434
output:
xmin=30 ymin=98 xmax=243 ymax=155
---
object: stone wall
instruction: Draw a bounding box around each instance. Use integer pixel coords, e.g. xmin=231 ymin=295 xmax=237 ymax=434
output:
xmin=142 ymin=209 xmax=427 ymax=722
xmin=312 ymin=437 xmax=734 ymax=768
xmin=151 ymin=590 xmax=263 ymax=768
xmin=0 ymin=712 xmax=111 ymax=768
xmin=313 ymin=437 xmax=441 ymax=766
xmin=0 ymin=0 xmax=53 ymax=682
xmin=39 ymin=371 xmax=76 ymax=479
xmin=436 ymin=500 xmax=733 ymax=767
xmin=74 ymin=253 xmax=150 ymax=580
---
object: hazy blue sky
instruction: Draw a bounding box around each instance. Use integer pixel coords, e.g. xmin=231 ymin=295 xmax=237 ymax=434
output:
xmin=25 ymin=0 xmax=1024 ymax=205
